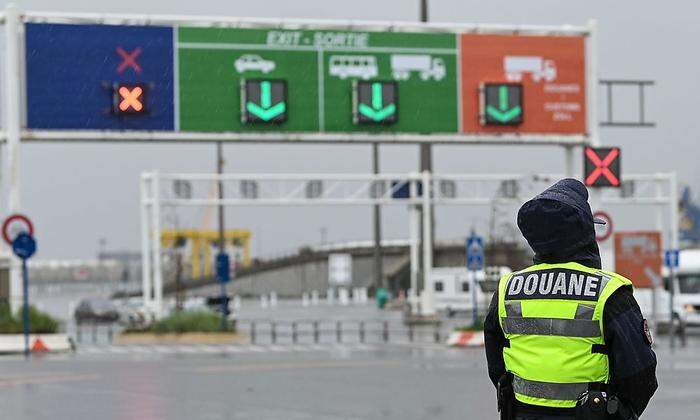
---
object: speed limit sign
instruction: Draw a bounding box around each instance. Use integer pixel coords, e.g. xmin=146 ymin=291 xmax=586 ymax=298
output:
xmin=2 ymin=214 xmax=34 ymax=246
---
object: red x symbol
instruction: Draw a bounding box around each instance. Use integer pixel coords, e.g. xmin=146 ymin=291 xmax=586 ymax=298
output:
xmin=116 ymin=47 xmax=142 ymax=74
xmin=118 ymin=86 xmax=144 ymax=112
xmin=585 ymin=147 xmax=620 ymax=186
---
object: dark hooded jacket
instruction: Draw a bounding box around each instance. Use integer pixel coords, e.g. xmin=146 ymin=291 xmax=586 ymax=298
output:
xmin=484 ymin=179 xmax=658 ymax=418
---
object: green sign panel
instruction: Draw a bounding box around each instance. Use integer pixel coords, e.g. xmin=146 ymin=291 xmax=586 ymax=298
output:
xmin=354 ymin=81 xmax=398 ymax=124
xmin=482 ymin=83 xmax=523 ymax=126
xmin=241 ymin=79 xmax=287 ymax=123
xmin=177 ymin=27 xmax=458 ymax=133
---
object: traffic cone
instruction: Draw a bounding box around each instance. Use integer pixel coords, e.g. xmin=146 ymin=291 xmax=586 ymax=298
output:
xmin=31 ymin=337 xmax=49 ymax=353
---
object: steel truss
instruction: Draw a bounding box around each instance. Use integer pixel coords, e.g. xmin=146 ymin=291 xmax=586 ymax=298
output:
xmin=141 ymin=171 xmax=678 ymax=316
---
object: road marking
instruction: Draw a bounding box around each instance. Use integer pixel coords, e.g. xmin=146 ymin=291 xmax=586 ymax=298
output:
xmin=76 ymin=342 xmax=448 ymax=356
xmin=193 ymin=360 xmax=403 ymax=374
xmin=0 ymin=373 xmax=100 ymax=388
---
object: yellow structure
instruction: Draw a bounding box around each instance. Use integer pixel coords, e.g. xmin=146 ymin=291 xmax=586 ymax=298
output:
xmin=161 ymin=229 xmax=252 ymax=280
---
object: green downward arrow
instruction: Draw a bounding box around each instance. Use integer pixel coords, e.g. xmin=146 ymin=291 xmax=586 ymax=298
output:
xmin=486 ymin=85 xmax=522 ymax=123
xmin=359 ymin=82 xmax=396 ymax=122
xmin=246 ymin=81 xmax=286 ymax=121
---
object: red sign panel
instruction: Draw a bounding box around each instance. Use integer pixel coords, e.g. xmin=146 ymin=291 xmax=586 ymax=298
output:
xmin=614 ymin=231 xmax=662 ymax=288
xmin=460 ymin=34 xmax=586 ymax=135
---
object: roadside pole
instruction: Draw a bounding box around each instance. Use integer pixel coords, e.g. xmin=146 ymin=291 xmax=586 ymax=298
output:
xmin=418 ymin=0 xmax=434 ymax=295
xmin=665 ymin=249 xmax=680 ymax=349
xmin=466 ymin=232 xmax=485 ymax=327
xmin=216 ymin=142 xmax=230 ymax=330
xmin=20 ymin=246 xmax=30 ymax=357
xmin=5 ymin=4 xmax=23 ymax=313
xmin=372 ymin=143 xmax=383 ymax=290
xmin=2 ymin=215 xmax=37 ymax=358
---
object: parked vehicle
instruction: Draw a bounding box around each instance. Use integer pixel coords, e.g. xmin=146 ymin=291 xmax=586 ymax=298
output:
xmin=74 ymin=299 xmax=120 ymax=324
xmin=428 ymin=266 xmax=511 ymax=316
xmin=664 ymin=248 xmax=700 ymax=326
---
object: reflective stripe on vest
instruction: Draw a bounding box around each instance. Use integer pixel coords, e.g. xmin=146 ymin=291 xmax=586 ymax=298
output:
xmin=502 ymin=317 xmax=601 ymax=337
xmin=512 ymin=375 xmax=588 ymax=401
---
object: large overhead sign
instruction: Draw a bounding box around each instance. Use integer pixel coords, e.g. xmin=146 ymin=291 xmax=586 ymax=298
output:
xmin=23 ymin=20 xmax=590 ymax=142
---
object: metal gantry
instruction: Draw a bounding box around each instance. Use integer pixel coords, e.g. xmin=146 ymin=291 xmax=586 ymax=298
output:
xmin=140 ymin=171 xmax=678 ymax=316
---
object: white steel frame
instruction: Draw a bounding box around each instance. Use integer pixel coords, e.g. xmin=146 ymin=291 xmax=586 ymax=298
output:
xmin=141 ymin=172 xmax=678 ymax=316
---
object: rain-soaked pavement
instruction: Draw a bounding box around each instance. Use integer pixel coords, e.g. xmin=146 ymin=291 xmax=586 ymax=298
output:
xmin=0 ymin=334 xmax=697 ymax=420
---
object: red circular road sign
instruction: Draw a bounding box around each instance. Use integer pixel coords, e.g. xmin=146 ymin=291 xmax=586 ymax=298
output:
xmin=2 ymin=214 xmax=34 ymax=246
xmin=593 ymin=211 xmax=613 ymax=242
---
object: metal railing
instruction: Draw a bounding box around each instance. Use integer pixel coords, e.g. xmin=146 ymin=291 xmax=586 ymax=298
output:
xmin=238 ymin=319 xmax=442 ymax=345
xmin=74 ymin=321 xmax=122 ymax=345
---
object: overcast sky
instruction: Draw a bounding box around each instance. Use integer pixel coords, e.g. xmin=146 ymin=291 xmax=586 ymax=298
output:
xmin=3 ymin=0 xmax=695 ymax=259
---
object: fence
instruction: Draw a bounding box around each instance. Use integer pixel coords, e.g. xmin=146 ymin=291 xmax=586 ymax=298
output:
xmin=238 ymin=319 xmax=443 ymax=345
xmin=72 ymin=318 xmax=445 ymax=346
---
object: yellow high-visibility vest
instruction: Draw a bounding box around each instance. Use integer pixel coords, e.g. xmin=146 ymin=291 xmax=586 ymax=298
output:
xmin=497 ymin=262 xmax=633 ymax=408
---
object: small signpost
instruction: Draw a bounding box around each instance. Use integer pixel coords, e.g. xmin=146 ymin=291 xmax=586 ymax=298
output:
xmin=466 ymin=233 xmax=484 ymax=327
xmin=2 ymin=214 xmax=36 ymax=357
xmin=665 ymin=249 xmax=680 ymax=349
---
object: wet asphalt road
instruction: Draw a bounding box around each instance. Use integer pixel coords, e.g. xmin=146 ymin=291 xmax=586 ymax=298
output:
xmin=0 ymin=335 xmax=697 ymax=420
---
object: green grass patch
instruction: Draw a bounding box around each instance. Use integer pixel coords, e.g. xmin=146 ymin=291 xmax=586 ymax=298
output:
xmin=453 ymin=319 xmax=485 ymax=332
xmin=126 ymin=310 xmax=234 ymax=334
xmin=0 ymin=303 xmax=60 ymax=334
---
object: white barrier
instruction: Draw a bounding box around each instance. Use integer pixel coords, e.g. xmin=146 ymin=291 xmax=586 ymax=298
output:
xmin=0 ymin=334 xmax=72 ymax=354
xmin=269 ymin=292 xmax=278 ymax=307
xmin=359 ymin=287 xmax=368 ymax=304
xmin=302 ymin=292 xmax=310 ymax=307
xmin=446 ymin=331 xmax=485 ymax=347
xmin=260 ymin=294 xmax=269 ymax=308
xmin=338 ymin=288 xmax=350 ymax=306
xmin=232 ymin=295 xmax=242 ymax=311
xmin=327 ymin=288 xmax=335 ymax=305
xmin=311 ymin=290 xmax=319 ymax=306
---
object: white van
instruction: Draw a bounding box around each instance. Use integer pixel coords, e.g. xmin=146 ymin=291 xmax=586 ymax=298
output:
xmin=428 ymin=266 xmax=510 ymax=315
xmin=664 ymin=248 xmax=700 ymax=326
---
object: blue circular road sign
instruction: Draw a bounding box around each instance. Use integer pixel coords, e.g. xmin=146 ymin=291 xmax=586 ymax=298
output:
xmin=12 ymin=232 xmax=36 ymax=260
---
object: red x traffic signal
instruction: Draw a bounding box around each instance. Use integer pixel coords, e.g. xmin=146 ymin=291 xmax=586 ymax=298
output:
xmin=584 ymin=147 xmax=621 ymax=187
xmin=113 ymin=84 xmax=146 ymax=115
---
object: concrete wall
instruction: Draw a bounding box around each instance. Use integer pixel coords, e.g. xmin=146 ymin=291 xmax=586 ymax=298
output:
xmin=191 ymin=252 xmax=406 ymax=298
xmin=184 ymin=242 xmax=531 ymax=298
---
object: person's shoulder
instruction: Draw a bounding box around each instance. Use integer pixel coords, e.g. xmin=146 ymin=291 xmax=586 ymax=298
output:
xmin=599 ymin=269 xmax=634 ymax=287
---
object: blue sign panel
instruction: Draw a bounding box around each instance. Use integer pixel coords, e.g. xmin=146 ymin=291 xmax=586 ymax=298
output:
xmin=12 ymin=232 xmax=36 ymax=260
xmin=391 ymin=181 xmax=422 ymax=199
xmin=664 ymin=249 xmax=680 ymax=269
xmin=466 ymin=234 xmax=484 ymax=271
xmin=216 ymin=252 xmax=231 ymax=284
xmin=26 ymin=23 xmax=174 ymax=130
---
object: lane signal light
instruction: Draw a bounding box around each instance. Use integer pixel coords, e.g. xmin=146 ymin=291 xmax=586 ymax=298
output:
xmin=353 ymin=81 xmax=398 ymax=125
xmin=480 ymin=83 xmax=523 ymax=126
xmin=584 ymin=147 xmax=621 ymax=187
xmin=113 ymin=84 xmax=146 ymax=115
xmin=241 ymin=79 xmax=288 ymax=123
